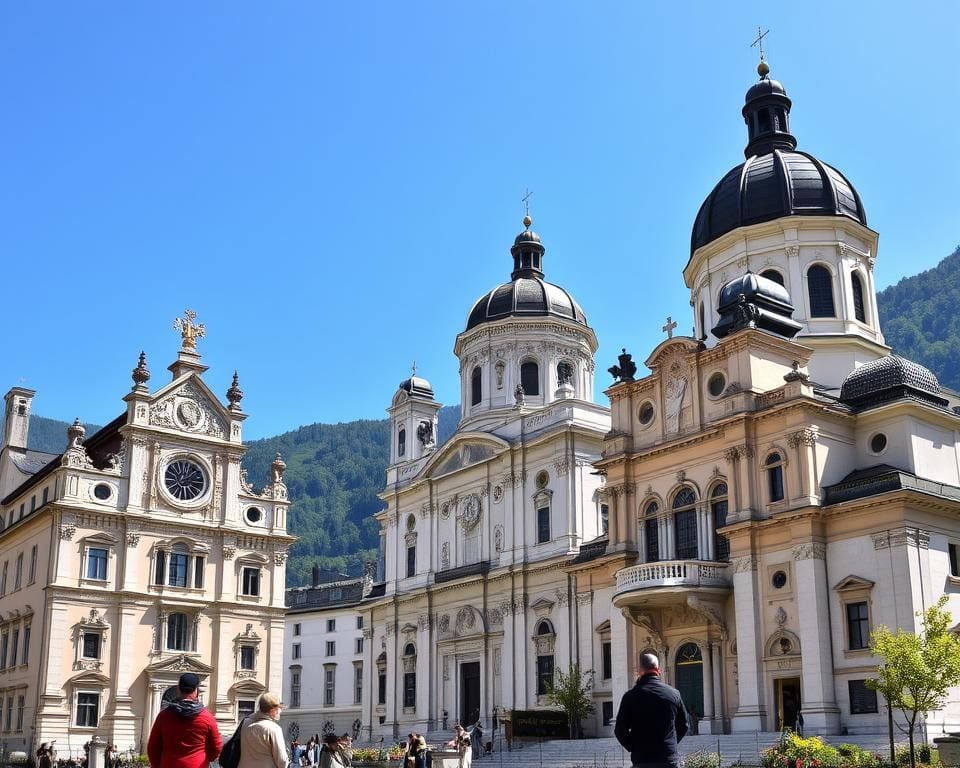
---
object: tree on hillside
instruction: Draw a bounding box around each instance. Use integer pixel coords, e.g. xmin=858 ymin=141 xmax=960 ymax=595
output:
xmin=545 ymin=663 xmax=595 ymax=739
xmin=867 ymin=596 xmax=960 ymax=768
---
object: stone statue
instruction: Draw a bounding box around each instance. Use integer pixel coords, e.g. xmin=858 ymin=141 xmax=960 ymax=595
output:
xmin=608 ymin=348 xmax=637 ymax=382
xmin=557 ymin=361 xmax=574 ymax=386
xmin=174 ymin=309 xmax=205 ymax=351
xmin=417 ymin=419 xmax=435 ymax=448
xmin=664 ymin=376 xmax=687 ymax=433
xmin=733 ymin=293 xmax=760 ymax=329
xmin=514 ymin=384 xmax=525 ymax=408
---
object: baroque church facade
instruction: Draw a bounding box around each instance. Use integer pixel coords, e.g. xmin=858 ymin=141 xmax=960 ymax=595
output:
xmin=0 ymin=317 xmax=293 ymax=756
xmin=351 ymin=59 xmax=960 ymax=741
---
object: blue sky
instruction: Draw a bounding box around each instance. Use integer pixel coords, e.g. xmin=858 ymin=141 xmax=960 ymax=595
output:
xmin=2 ymin=3 xmax=958 ymax=439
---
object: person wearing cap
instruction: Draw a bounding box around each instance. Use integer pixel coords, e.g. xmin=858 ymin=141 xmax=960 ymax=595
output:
xmin=614 ymin=653 xmax=689 ymax=768
xmin=318 ymin=733 xmax=350 ymax=768
xmin=147 ymin=673 xmax=223 ymax=768
xmin=238 ymin=693 xmax=288 ymax=768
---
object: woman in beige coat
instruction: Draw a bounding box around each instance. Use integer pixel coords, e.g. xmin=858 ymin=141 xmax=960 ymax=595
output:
xmin=238 ymin=693 xmax=288 ymax=768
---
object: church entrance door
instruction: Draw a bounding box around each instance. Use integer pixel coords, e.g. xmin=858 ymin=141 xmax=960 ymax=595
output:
xmin=775 ymin=678 xmax=802 ymax=731
xmin=674 ymin=643 xmax=704 ymax=732
xmin=460 ymin=662 xmax=481 ymax=726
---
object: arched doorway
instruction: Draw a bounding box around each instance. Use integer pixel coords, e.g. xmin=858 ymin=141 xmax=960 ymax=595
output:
xmin=674 ymin=643 xmax=704 ymax=727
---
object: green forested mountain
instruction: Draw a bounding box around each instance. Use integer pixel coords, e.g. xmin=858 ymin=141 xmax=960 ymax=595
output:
xmin=242 ymin=404 xmax=460 ymax=586
xmin=877 ymin=245 xmax=960 ymax=391
xmin=0 ymin=414 xmax=102 ymax=455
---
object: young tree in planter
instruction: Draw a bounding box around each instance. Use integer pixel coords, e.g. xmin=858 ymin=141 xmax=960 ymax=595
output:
xmin=867 ymin=595 xmax=960 ymax=768
xmin=545 ymin=664 xmax=595 ymax=739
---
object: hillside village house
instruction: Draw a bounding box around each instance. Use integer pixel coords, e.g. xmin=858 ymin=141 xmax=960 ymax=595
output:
xmin=0 ymin=316 xmax=293 ymax=756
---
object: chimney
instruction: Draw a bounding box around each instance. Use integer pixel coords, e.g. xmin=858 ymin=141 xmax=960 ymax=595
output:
xmin=3 ymin=388 xmax=35 ymax=451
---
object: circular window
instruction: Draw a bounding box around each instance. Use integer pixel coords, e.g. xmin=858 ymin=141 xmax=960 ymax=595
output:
xmin=707 ymin=372 xmax=726 ymax=398
xmin=93 ymin=483 xmax=112 ymax=501
xmin=639 ymin=402 xmax=655 ymax=425
xmin=245 ymin=507 xmax=263 ymax=524
xmin=535 ymin=470 xmax=549 ymax=489
xmin=772 ymin=570 xmax=788 ymax=589
xmin=163 ymin=459 xmax=207 ymax=501
xmin=870 ymin=433 xmax=888 ymax=454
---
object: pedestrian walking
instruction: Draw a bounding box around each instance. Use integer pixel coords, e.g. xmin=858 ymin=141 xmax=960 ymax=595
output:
xmin=614 ymin=653 xmax=689 ymax=768
xmin=237 ymin=693 xmax=287 ymax=768
xmin=147 ymin=673 xmax=223 ymax=768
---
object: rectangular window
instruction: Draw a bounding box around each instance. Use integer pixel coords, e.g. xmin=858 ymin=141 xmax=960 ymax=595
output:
xmin=15 ymin=695 xmax=24 ymax=731
xmin=28 ymin=545 xmax=37 ymax=584
xmin=242 ymin=567 xmax=261 ymax=597
xmin=674 ymin=509 xmax=698 ymax=560
xmin=354 ymin=664 xmax=363 ymax=704
xmin=600 ymin=503 xmax=609 ymax=536
xmin=14 ymin=553 xmax=23 ymax=589
xmin=168 ymin=552 xmax=189 ymax=587
xmin=327 ymin=618 xmax=336 ymax=632
xmin=357 ymin=616 xmax=364 ymax=630
xmin=194 ymin=556 xmax=205 ymax=589
xmin=240 ymin=645 xmax=255 ymax=670
xmin=237 ymin=699 xmax=256 ymax=723
xmin=324 ymin=668 xmax=336 ymax=706
xmin=167 ymin=613 xmax=190 ymax=651
xmin=326 ymin=641 xmax=336 ymax=657
xmin=378 ymin=670 xmax=387 ymax=705
xmin=536 ymin=655 xmax=555 ymax=695
xmin=355 ymin=638 xmax=364 ymax=654
xmin=292 ymin=643 xmax=301 ymax=660
xmin=645 ymin=518 xmax=660 ymax=562
xmin=76 ymin=692 xmax=99 ymax=727
xmin=848 ymin=679 xmax=879 ymax=714
xmin=293 ymin=623 xmax=301 ymax=636
xmin=950 ymin=543 xmax=960 ymax=578
xmin=4 ymin=695 xmax=11 ymax=731
xmin=42 ymin=487 xmax=48 ymax=504
xmin=601 ymin=641 xmax=612 ymax=680
xmin=403 ymin=672 xmax=416 ymax=708
xmin=22 ymin=625 xmax=30 ymax=664
xmin=86 ymin=548 xmax=108 ymax=581
xmin=10 ymin=629 xmax=19 ymax=667
xmin=0 ymin=634 xmax=7 ymax=670
xmin=290 ymin=670 xmax=301 ymax=708
xmin=847 ymin=601 xmax=870 ymax=650
xmin=406 ymin=545 xmax=416 ymax=577
xmin=602 ymin=700 xmax=614 ymax=726
xmin=82 ymin=632 xmax=102 ymax=660
xmin=537 ymin=507 xmax=551 ymax=544
xmin=154 ymin=551 xmax=166 ymax=586
xmin=0 ymin=561 xmax=6 ymax=595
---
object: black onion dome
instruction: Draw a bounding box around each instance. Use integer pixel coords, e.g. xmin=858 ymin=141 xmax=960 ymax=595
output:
xmin=718 ymin=271 xmax=791 ymax=309
xmin=465 ymin=217 xmax=588 ymax=332
xmin=690 ymin=67 xmax=867 ymax=256
xmin=398 ymin=375 xmax=435 ymax=400
xmin=840 ymin=355 xmax=947 ymax=409
xmin=712 ymin=271 xmax=802 ymax=339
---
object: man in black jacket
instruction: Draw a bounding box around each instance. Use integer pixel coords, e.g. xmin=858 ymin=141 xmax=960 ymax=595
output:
xmin=614 ymin=653 xmax=689 ymax=768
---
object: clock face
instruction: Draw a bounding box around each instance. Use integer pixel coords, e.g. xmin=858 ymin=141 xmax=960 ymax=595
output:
xmin=164 ymin=459 xmax=207 ymax=501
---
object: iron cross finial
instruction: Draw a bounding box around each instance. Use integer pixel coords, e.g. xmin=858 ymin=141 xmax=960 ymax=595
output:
xmin=411 ymin=360 xmax=417 ymax=377
xmin=521 ymin=188 xmax=534 ymax=219
xmin=751 ymin=26 xmax=770 ymax=62
xmin=662 ymin=316 xmax=678 ymax=340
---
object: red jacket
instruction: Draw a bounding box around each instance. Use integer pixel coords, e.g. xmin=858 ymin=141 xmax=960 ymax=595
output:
xmin=147 ymin=699 xmax=223 ymax=768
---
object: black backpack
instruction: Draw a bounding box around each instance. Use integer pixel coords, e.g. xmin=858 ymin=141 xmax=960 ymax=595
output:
xmin=219 ymin=719 xmax=244 ymax=768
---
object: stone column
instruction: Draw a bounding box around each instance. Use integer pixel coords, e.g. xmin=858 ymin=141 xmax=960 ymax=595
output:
xmin=788 ymin=429 xmax=819 ymax=505
xmin=702 ymin=641 xmax=715 ymax=721
xmin=608 ymin=486 xmax=621 ymax=546
xmin=624 ymin=483 xmax=637 ymax=550
xmin=712 ymin=642 xmax=723 ymax=730
xmin=730 ymin=556 xmax=765 ymax=731
xmin=610 ymin=610 xmax=635 ymax=721
xmin=793 ymin=542 xmax=840 ymax=733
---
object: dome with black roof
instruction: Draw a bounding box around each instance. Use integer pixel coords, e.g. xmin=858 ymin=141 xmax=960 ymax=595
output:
xmin=840 ymin=355 xmax=947 ymax=409
xmin=690 ymin=62 xmax=867 ymax=256
xmin=465 ymin=216 xmax=588 ymax=332
xmin=397 ymin=374 xmax=434 ymax=400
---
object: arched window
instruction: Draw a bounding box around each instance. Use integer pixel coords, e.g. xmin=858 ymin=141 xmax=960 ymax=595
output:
xmin=536 ymin=620 xmax=553 ymax=636
xmin=643 ymin=501 xmax=660 ymax=563
xmin=672 ymin=487 xmax=698 ymax=560
xmin=404 ymin=643 xmax=416 ymax=657
xmin=766 ymin=453 xmax=785 ymax=503
xmin=807 ymin=265 xmax=835 ymax=317
xmin=521 ymin=361 xmax=540 ymax=396
xmin=398 ymin=427 xmax=406 ymax=458
xmin=851 ymin=272 xmax=867 ymax=323
xmin=711 ymin=483 xmax=729 ymax=562
xmin=761 ymin=269 xmax=785 ymax=287
xmin=534 ymin=621 xmax=555 ymax=695
xmin=167 ymin=612 xmax=190 ymax=651
xmin=471 ymin=367 xmax=482 ymax=406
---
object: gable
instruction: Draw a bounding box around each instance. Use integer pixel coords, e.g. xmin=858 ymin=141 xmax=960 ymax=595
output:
xmin=832 ymin=575 xmax=875 ymax=592
xmin=426 ymin=434 xmax=507 ymax=478
xmin=148 ymin=377 xmax=229 ymax=439
xmin=146 ymin=653 xmax=214 ymax=675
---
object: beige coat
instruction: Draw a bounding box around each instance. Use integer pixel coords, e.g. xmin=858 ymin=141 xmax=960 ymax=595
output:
xmin=238 ymin=712 xmax=287 ymax=768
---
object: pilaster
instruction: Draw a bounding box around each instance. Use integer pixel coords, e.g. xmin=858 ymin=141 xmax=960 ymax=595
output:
xmin=730 ymin=555 xmax=765 ymax=731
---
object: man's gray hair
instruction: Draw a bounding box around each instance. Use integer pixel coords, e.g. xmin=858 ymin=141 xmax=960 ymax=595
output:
xmin=640 ymin=652 xmax=660 ymax=670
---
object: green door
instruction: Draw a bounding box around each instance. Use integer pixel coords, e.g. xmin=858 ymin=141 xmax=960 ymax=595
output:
xmin=674 ymin=643 xmax=704 ymax=724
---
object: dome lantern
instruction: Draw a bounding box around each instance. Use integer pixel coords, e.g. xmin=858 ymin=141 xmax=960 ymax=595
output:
xmin=742 ymin=62 xmax=797 ymax=158
xmin=510 ymin=215 xmax=545 ymax=280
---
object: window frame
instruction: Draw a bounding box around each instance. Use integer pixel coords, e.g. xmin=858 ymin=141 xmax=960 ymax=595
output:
xmin=846 ymin=600 xmax=870 ymax=650
xmin=710 ymin=482 xmax=730 ymax=562
xmin=166 ymin=612 xmax=192 ymax=652
xmin=807 ymin=264 xmax=836 ymax=318
xmin=672 ymin=487 xmax=698 ymax=560
xmin=403 ymin=671 xmax=416 ymax=709
xmin=85 ymin=547 xmax=109 ymax=582
xmin=239 ymin=644 xmax=256 ymax=671
xmin=289 ymin=666 xmax=302 ymax=709
xmin=241 ymin=565 xmax=261 ymax=597
xmin=75 ymin=690 xmax=101 ymax=728
xmin=851 ymin=271 xmax=867 ymax=323
xmin=520 ymin=360 xmax=541 ymax=397
xmin=324 ymin=666 xmax=337 ymax=707
xmin=765 ymin=452 xmax=786 ymax=504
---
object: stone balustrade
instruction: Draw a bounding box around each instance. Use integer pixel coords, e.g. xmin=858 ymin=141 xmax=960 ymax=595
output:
xmin=615 ymin=559 xmax=731 ymax=594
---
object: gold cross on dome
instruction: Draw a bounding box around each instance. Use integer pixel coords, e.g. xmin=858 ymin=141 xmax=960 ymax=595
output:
xmin=662 ymin=316 xmax=678 ymax=339
xmin=751 ymin=26 xmax=770 ymax=61
xmin=174 ymin=309 xmax=206 ymax=351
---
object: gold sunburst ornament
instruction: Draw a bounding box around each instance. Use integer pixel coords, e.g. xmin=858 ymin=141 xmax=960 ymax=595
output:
xmin=174 ymin=309 xmax=206 ymax=351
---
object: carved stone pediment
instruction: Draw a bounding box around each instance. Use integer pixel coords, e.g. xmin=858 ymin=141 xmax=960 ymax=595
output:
xmin=530 ymin=597 xmax=555 ymax=616
xmin=148 ymin=380 xmax=228 ymax=439
xmin=832 ymin=575 xmax=875 ymax=592
xmin=427 ymin=436 xmax=506 ymax=478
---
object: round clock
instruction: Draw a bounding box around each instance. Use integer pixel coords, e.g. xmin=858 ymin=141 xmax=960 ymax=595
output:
xmin=164 ymin=459 xmax=207 ymax=501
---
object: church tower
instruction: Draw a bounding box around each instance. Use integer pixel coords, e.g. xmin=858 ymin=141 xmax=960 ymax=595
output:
xmin=684 ymin=59 xmax=886 ymax=389
xmin=387 ymin=371 xmax=441 ymax=467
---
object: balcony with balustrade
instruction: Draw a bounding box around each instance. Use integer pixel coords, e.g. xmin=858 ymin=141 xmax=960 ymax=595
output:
xmin=612 ymin=559 xmax=732 ymax=608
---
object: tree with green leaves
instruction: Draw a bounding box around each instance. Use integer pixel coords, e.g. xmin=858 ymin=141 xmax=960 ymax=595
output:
xmin=867 ymin=595 xmax=960 ymax=768
xmin=545 ymin=663 xmax=595 ymax=739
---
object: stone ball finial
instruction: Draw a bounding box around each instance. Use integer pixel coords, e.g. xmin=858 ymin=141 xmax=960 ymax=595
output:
xmin=757 ymin=59 xmax=770 ymax=78
xmin=132 ymin=351 xmax=151 ymax=388
xmin=523 ymin=214 xmax=532 ymax=229
xmin=227 ymin=371 xmax=244 ymax=406
xmin=67 ymin=418 xmax=86 ymax=447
